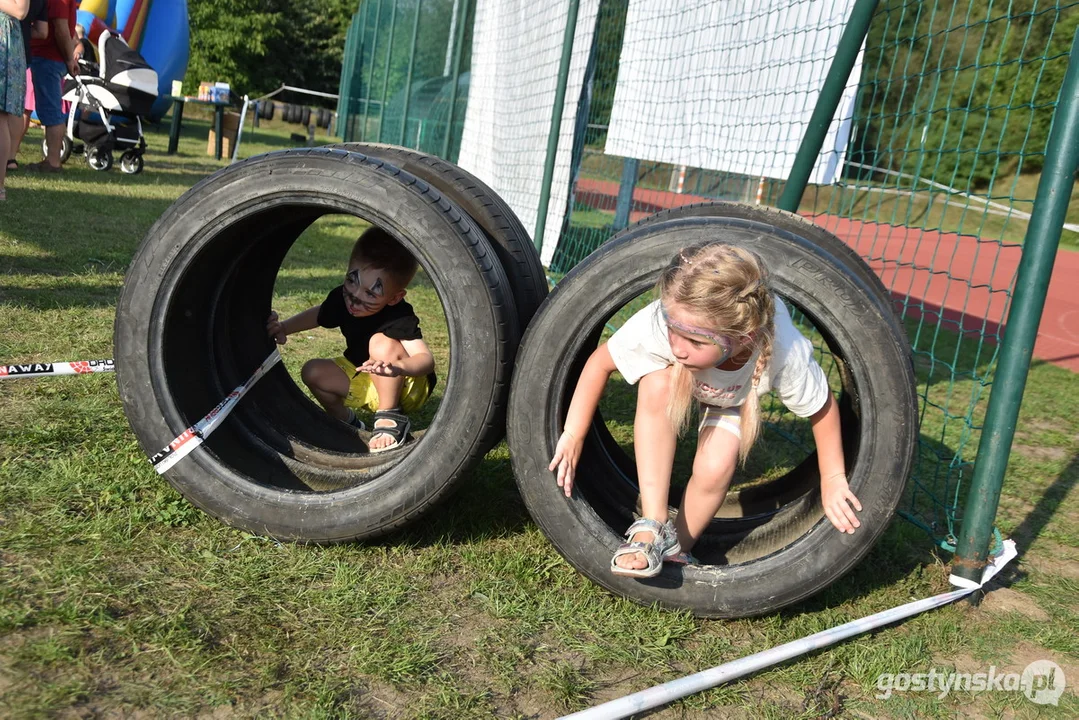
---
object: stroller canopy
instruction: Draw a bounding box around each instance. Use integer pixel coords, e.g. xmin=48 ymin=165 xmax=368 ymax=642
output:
xmin=100 ymin=30 xmax=159 ymax=101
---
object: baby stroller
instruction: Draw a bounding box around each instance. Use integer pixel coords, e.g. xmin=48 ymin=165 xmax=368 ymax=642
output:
xmin=59 ymin=28 xmax=158 ymax=174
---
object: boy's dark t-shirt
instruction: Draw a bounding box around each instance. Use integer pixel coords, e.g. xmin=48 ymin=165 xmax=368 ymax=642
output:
xmin=317 ymin=285 xmax=423 ymax=367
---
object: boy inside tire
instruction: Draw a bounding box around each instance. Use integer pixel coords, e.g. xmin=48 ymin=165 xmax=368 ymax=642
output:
xmin=267 ymin=227 xmax=436 ymax=452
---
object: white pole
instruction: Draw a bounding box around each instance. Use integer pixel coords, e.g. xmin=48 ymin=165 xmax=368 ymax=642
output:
xmin=232 ymin=94 xmax=250 ymax=162
xmin=444 ymin=0 xmax=460 ymax=76
xmin=559 ymin=541 xmax=1017 ymax=720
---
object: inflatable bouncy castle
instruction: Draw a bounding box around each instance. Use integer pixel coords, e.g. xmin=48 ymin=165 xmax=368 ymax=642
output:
xmin=77 ymin=0 xmax=189 ymax=120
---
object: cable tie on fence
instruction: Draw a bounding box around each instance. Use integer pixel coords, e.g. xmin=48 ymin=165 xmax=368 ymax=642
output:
xmin=149 ymin=350 xmax=281 ymax=474
xmin=0 ymin=359 xmax=116 ymax=379
xmin=559 ymin=540 xmax=1018 ymax=720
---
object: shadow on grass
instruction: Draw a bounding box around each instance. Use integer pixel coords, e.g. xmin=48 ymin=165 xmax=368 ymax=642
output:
xmin=382 ymin=451 xmax=533 ymax=547
xmin=983 ymin=450 xmax=1079 ymax=595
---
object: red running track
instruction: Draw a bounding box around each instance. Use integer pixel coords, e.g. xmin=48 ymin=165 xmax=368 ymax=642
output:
xmin=574 ymin=178 xmax=1079 ymax=372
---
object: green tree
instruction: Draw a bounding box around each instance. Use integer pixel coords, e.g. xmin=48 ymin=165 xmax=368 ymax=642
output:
xmin=186 ymin=0 xmax=357 ymax=96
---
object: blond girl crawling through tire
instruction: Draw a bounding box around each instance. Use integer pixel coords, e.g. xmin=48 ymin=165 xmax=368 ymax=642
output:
xmin=548 ymin=243 xmax=862 ymax=578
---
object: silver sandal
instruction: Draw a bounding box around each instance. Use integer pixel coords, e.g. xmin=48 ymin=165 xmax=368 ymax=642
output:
xmin=610 ymin=518 xmax=681 ymax=578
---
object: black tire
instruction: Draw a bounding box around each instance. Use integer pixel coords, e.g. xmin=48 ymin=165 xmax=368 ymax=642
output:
xmin=283 ymin=104 xmax=296 ymax=123
xmin=42 ymin=135 xmax=72 ymax=164
xmin=632 ymin=202 xmax=906 ymax=342
xmin=119 ymin=150 xmax=144 ymax=175
xmin=301 ymin=107 xmax=312 ymax=127
xmin=87 ymin=146 xmax=112 ymax=171
xmin=317 ymin=108 xmax=331 ymax=129
xmin=330 ymin=143 xmax=548 ymax=331
xmin=266 ymin=102 xmax=278 ymax=121
xmin=507 ymin=216 xmax=918 ymax=618
xmin=114 ymin=148 xmax=520 ymax=542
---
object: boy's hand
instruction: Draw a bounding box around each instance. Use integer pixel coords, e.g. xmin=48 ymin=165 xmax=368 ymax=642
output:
xmin=266 ymin=311 xmax=288 ymax=345
xmin=548 ymin=429 xmax=584 ymax=497
xmin=822 ymin=473 xmax=862 ymax=534
xmin=358 ymin=360 xmax=402 ymax=377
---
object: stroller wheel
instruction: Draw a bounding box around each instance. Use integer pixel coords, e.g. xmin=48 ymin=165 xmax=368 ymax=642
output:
xmin=41 ymin=136 xmax=72 ymax=164
xmin=87 ymin=147 xmax=113 ymax=171
xmin=120 ymin=150 xmax=144 ymax=175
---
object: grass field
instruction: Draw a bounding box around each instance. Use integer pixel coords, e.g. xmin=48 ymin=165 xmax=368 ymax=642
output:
xmin=1 ymin=111 xmax=1077 ymax=719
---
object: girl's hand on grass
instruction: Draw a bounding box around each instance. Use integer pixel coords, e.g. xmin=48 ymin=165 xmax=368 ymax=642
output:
xmin=358 ymin=360 xmax=402 ymax=377
xmin=548 ymin=429 xmax=583 ymax=498
xmin=266 ymin=311 xmax=288 ymax=345
xmin=822 ymin=473 xmax=862 ymax=534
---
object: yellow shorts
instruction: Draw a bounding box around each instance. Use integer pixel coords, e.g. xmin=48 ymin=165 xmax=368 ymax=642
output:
xmin=331 ymin=356 xmax=433 ymax=414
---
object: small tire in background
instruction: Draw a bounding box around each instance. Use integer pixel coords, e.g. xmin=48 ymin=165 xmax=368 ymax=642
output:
xmin=42 ymin=135 xmax=72 ymax=164
xmin=119 ymin=150 xmax=144 ymax=175
xmin=301 ymin=107 xmax=312 ymax=127
xmin=507 ymin=214 xmax=918 ymax=618
xmin=87 ymin=146 xmax=112 ymax=171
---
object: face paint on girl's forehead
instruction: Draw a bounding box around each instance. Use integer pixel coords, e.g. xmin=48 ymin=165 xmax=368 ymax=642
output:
xmin=661 ymin=306 xmax=739 ymax=367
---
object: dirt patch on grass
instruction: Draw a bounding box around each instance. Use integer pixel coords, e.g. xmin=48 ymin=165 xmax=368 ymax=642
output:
xmin=1012 ymin=443 xmax=1069 ymax=463
xmin=1024 ymin=543 xmax=1079 ymax=581
xmin=978 ymin=586 xmax=1051 ymax=622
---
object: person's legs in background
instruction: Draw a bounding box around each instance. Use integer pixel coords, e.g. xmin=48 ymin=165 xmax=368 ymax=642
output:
xmin=8 ymin=69 xmax=34 ymax=169
xmin=26 ymin=57 xmax=66 ymax=172
xmin=0 ymin=110 xmax=12 ymax=197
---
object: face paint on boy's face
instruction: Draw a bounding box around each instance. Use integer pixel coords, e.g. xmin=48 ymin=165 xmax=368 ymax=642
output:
xmin=342 ymin=266 xmax=390 ymax=316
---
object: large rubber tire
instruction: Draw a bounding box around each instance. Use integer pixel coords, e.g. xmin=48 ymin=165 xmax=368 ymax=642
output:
xmin=507 ymin=215 xmax=918 ymax=618
xmin=331 ymin=142 xmax=548 ymax=330
xmin=114 ymin=148 xmax=519 ymax=542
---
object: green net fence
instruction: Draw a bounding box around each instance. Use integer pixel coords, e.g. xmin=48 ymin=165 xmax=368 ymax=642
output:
xmin=336 ymin=0 xmax=474 ymax=158
xmin=337 ymin=0 xmax=1077 ymax=550
xmin=558 ymin=0 xmax=1077 ymax=549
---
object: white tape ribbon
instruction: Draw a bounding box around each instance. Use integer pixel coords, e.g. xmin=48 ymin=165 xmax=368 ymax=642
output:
xmin=560 ymin=540 xmax=1018 ymax=720
xmin=149 ymin=350 xmax=282 ymax=474
xmin=0 ymin=359 xmax=116 ymax=379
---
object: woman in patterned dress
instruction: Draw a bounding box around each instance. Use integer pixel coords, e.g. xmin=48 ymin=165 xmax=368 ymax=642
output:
xmin=0 ymin=0 xmax=29 ymax=200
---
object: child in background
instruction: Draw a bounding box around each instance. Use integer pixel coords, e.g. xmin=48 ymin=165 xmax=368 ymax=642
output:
xmin=548 ymin=243 xmax=861 ymax=577
xmin=267 ymin=227 xmax=436 ymax=453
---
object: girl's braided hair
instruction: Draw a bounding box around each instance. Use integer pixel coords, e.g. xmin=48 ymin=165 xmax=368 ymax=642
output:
xmin=656 ymin=243 xmax=776 ymax=463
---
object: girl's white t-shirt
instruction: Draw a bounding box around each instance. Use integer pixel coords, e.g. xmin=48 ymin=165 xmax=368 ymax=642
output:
xmin=606 ymin=298 xmax=831 ymax=418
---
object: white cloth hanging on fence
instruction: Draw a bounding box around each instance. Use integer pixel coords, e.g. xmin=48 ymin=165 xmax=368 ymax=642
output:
xmin=457 ymin=0 xmax=601 ymax=265
xmin=605 ymin=0 xmax=863 ymax=185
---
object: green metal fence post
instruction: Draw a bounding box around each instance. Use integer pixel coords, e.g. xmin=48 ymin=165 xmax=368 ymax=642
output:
xmin=776 ymin=0 xmax=880 ymax=213
xmin=951 ymin=29 xmax=1079 ymax=582
xmin=376 ymin=0 xmax=399 ymax=142
xmin=399 ymin=0 xmax=423 ymax=147
xmin=440 ymin=0 xmax=470 ymax=159
xmin=535 ymin=0 xmax=582 ymax=253
xmin=613 ymin=157 xmax=639 ymax=230
xmin=360 ymin=0 xmax=384 ymax=142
